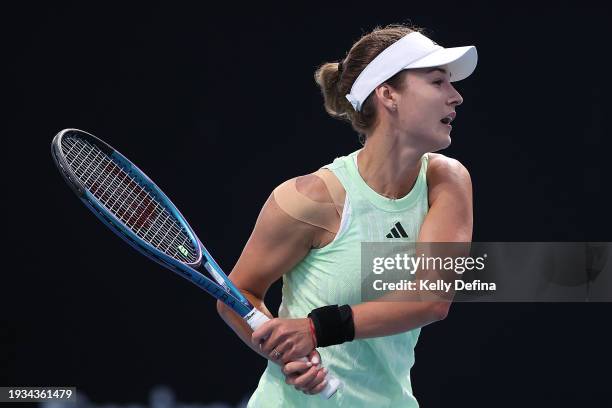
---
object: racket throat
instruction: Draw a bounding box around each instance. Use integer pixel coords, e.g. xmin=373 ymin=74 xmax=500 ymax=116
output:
xmin=204 ymin=262 xmax=231 ymax=291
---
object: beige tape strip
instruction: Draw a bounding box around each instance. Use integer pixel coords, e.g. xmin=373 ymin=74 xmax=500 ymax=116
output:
xmin=272 ymin=178 xmax=340 ymax=234
xmin=313 ymin=169 xmax=345 ymax=216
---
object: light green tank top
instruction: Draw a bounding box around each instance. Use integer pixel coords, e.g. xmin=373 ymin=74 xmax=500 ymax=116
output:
xmin=248 ymin=149 xmax=429 ymax=407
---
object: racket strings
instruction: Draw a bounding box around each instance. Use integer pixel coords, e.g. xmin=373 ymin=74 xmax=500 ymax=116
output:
xmin=65 ymin=138 xmax=196 ymax=261
xmin=62 ymin=136 xmax=198 ymax=263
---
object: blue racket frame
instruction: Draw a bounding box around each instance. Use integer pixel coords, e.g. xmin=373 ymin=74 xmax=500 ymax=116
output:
xmin=52 ymin=129 xmax=253 ymax=318
xmin=53 ymin=129 xmax=343 ymax=399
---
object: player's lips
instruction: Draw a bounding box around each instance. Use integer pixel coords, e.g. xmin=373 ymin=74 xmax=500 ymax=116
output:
xmin=440 ymin=112 xmax=456 ymax=125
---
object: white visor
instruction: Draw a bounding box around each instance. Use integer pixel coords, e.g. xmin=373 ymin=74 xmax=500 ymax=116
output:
xmin=346 ymin=32 xmax=478 ymax=111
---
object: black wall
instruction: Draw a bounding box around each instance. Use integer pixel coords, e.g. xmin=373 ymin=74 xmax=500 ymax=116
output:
xmin=4 ymin=2 xmax=610 ymax=407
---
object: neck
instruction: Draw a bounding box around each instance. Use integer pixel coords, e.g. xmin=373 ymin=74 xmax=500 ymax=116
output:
xmin=357 ymin=126 xmax=425 ymax=200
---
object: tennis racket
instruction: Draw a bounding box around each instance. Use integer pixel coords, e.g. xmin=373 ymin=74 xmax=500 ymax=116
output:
xmin=51 ymin=128 xmax=341 ymax=398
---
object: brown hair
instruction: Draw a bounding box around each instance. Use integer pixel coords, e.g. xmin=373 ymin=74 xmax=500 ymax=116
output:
xmin=314 ymin=24 xmax=424 ymax=142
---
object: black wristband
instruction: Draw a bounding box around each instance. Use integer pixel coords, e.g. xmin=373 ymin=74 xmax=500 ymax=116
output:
xmin=308 ymin=304 xmax=355 ymax=347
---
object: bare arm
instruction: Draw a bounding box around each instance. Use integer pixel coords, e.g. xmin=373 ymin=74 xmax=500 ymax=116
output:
xmin=216 ymin=183 xmax=321 ymax=360
xmin=352 ymin=154 xmax=473 ymax=338
xmin=254 ymin=154 xmax=473 ymax=352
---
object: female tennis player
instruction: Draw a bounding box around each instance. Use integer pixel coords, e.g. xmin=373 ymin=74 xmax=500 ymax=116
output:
xmin=217 ymin=23 xmax=476 ymax=406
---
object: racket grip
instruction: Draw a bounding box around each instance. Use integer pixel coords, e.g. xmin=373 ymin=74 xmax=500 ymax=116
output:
xmin=245 ymin=309 xmax=342 ymax=399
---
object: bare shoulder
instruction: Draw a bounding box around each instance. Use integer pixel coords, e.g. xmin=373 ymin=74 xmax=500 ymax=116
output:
xmin=272 ymin=170 xmax=343 ymax=247
xmin=427 ymin=153 xmax=471 ymax=186
xmin=274 ymin=171 xmax=337 ymax=209
xmin=426 ymin=153 xmax=472 ymax=206
xmin=294 ymin=172 xmax=334 ymax=203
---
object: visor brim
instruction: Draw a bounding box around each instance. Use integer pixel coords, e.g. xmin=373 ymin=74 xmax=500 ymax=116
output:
xmin=404 ymin=46 xmax=477 ymax=82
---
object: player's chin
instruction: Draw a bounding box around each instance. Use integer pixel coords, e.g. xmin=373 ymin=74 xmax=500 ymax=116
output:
xmin=429 ymin=131 xmax=451 ymax=151
xmin=439 ymin=134 xmax=452 ymax=149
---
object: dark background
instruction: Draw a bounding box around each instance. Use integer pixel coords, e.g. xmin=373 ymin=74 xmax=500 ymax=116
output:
xmin=3 ymin=2 xmax=610 ymax=407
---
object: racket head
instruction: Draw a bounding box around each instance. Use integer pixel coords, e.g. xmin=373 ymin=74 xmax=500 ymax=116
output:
xmin=51 ymin=128 xmax=203 ymax=269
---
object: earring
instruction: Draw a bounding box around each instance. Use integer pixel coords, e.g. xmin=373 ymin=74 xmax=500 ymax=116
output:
xmin=392 ymin=104 xmax=397 ymax=111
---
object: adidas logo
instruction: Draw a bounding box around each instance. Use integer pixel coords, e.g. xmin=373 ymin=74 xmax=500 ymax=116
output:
xmin=386 ymin=222 xmax=409 ymax=239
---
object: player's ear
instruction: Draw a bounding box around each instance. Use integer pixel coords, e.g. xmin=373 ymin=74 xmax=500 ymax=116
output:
xmin=374 ymin=84 xmax=398 ymax=111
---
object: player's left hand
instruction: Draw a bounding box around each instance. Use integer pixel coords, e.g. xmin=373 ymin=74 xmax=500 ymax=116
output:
xmin=283 ymin=350 xmax=328 ymax=395
xmin=251 ymin=317 xmax=315 ymax=364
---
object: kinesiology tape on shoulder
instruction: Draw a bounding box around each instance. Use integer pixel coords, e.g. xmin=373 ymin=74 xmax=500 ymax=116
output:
xmin=312 ymin=169 xmax=345 ymax=216
xmin=272 ymin=171 xmax=345 ymax=234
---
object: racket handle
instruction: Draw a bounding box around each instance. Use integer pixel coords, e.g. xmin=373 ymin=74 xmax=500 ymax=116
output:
xmin=245 ymin=309 xmax=342 ymax=399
